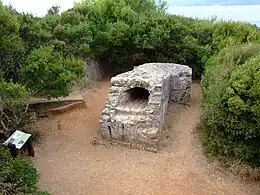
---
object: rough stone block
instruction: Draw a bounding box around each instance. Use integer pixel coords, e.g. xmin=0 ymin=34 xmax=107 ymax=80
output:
xmin=100 ymin=63 xmax=192 ymax=145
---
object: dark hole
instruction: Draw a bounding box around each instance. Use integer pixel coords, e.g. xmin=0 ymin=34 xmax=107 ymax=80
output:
xmin=125 ymin=87 xmax=150 ymax=102
xmin=108 ymin=125 xmax=112 ymax=137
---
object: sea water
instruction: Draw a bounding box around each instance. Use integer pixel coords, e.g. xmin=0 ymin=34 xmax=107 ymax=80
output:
xmin=168 ymin=5 xmax=260 ymax=26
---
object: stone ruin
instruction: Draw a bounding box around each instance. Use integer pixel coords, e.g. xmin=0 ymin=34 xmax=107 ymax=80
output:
xmin=100 ymin=63 xmax=192 ymax=148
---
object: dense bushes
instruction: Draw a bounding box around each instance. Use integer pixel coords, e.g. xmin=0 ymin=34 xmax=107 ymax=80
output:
xmin=129 ymin=15 xmax=206 ymax=77
xmin=211 ymin=21 xmax=260 ymax=54
xmin=201 ymin=36 xmax=260 ymax=167
xmin=200 ymin=44 xmax=260 ymax=167
xmin=2 ymin=0 xmax=259 ymax=86
xmin=0 ymin=2 xmax=85 ymax=98
xmin=14 ymin=0 xmax=208 ymax=77
xmin=0 ymin=2 xmax=25 ymax=82
xmin=0 ymin=82 xmax=29 ymax=135
xmin=202 ymin=43 xmax=260 ymax=92
xmin=22 ymin=46 xmax=85 ymax=97
xmin=0 ymin=146 xmax=48 ymax=195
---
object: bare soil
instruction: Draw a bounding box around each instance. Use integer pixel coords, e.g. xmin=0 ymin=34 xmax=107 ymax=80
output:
xmin=32 ymin=81 xmax=260 ymax=195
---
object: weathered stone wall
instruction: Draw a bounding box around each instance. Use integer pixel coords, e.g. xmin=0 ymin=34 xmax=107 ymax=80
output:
xmin=136 ymin=63 xmax=192 ymax=104
xmin=100 ymin=63 xmax=192 ymax=146
xmin=84 ymin=58 xmax=103 ymax=81
xmin=159 ymin=76 xmax=171 ymax=131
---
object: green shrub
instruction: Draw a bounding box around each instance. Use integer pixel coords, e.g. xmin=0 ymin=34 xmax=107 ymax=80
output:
xmin=116 ymin=14 xmax=206 ymax=77
xmin=211 ymin=21 xmax=260 ymax=54
xmin=200 ymin=45 xmax=260 ymax=167
xmin=22 ymin=46 xmax=85 ymax=98
xmin=0 ymin=82 xmax=29 ymax=134
xmin=0 ymin=2 xmax=25 ymax=82
xmin=0 ymin=146 xmax=49 ymax=195
xmin=202 ymin=43 xmax=260 ymax=93
xmin=0 ymin=82 xmax=29 ymax=108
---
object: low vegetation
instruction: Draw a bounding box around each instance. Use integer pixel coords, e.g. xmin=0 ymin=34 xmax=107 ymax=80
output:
xmin=0 ymin=0 xmax=260 ymax=192
xmin=0 ymin=147 xmax=49 ymax=195
xmin=200 ymin=44 xmax=260 ymax=169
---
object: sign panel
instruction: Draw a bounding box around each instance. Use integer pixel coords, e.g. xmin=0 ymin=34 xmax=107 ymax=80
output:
xmin=3 ymin=130 xmax=31 ymax=149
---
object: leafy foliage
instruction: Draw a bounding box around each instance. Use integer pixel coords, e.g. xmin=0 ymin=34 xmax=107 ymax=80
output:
xmin=0 ymin=82 xmax=29 ymax=108
xmin=200 ymin=44 xmax=260 ymax=167
xmin=0 ymin=146 xmax=49 ymax=195
xmin=22 ymin=46 xmax=84 ymax=97
xmin=0 ymin=2 xmax=25 ymax=82
xmin=211 ymin=21 xmax=260 ymax=54
xmin=0 ymin=82 xmax=29 ymax=134
xmin=202 ymin=43 xmax=260 ymax=92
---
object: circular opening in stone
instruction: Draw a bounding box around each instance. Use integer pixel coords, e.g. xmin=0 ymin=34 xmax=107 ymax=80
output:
xmin=125 ymin=87 xmax=150 ymax=104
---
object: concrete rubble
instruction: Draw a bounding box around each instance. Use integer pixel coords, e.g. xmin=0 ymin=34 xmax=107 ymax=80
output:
xmin=100 ymin=63 xmax=192 ymax=146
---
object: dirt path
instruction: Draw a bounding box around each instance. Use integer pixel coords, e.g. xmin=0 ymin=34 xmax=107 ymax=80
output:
xmin=33 ymin=81 xmax=260 ymax=195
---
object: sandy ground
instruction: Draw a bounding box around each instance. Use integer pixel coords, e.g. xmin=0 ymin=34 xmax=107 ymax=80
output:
xmin=33 ymin=81 xmax=260 ymax=195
